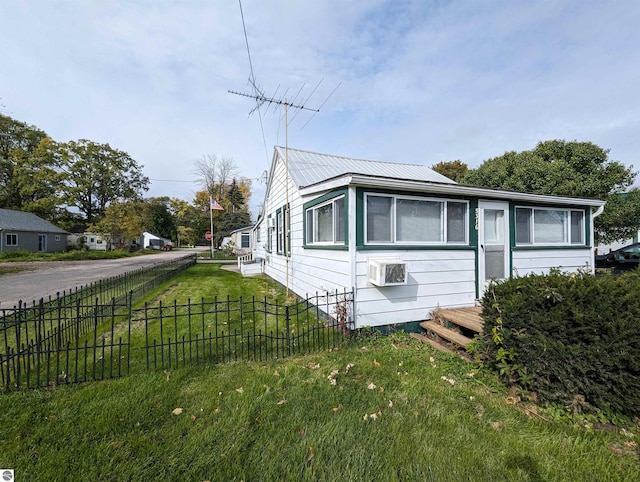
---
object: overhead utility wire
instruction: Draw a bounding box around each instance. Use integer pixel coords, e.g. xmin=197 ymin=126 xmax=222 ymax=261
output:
xmin=238 ymin=0 xmax=270 ymax=163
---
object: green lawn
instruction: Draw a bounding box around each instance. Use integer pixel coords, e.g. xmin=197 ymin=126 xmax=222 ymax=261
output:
xmin=0 ymin=333 xmax=638 ymax=481
xmin=1 ymin=264 xmax=638 ymax=480
xmin=0 ymin=247 xmax=187 ymax=263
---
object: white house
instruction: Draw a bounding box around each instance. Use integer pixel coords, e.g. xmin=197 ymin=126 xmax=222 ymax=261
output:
xmin=250 ymin=147 xmax=605 ymax=329
xmin=224 ymin=226 xmax=253 ymax=255
xmin=67 ymin=231 xmax=108 ymax=251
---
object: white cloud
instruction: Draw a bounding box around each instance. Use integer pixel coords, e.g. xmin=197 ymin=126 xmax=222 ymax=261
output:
xmin=2 ymin=0 xmax=640 ymax=217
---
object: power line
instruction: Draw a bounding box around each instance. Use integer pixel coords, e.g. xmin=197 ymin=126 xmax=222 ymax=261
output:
xmin=238 ymin=0 xmax=270 ymax=164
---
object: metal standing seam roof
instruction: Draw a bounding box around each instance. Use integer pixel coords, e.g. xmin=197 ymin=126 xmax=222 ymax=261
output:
xmin=275 ymin=146 xmax=456 ymax=189
xmin=0 ymin=209 xmax=67 ymax=233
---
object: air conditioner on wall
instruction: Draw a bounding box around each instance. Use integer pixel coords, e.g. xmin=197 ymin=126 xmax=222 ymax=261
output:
xmin=368 ymin=259 xmax=408 ymax=287
xmin=267 ymin=218 xmax=275 ymax=228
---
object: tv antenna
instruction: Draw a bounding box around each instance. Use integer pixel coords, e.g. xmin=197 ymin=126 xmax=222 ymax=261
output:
xmin=229 ymin=85 xmax=322 ymax=295
xmin=232 ymin=0 xmax=340 ymax=293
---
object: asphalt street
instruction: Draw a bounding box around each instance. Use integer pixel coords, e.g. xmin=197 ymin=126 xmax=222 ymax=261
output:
xmin=0 ymin=248 xmax=205 ymax=311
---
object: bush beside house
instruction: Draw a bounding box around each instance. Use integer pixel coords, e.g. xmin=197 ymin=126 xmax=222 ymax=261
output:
xmin=479 ymin=270 xmax=640 ymax=417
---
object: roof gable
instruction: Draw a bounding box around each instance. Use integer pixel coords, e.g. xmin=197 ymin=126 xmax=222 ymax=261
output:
xmin=275 ymin=146 xmax=456 ymax=189
xmin=0 ymin=209 xmax=67 ymax=233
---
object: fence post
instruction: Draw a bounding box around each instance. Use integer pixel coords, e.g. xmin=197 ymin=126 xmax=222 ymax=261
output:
xmin=127 ymin=291 xmax=132 ymax=375
xmin=285 ymin=305 xmax=290 ymax=356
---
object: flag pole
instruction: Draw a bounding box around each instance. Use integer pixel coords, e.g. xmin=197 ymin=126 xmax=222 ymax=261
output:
xmin=209 ymin=195 xmax=214 ymax=259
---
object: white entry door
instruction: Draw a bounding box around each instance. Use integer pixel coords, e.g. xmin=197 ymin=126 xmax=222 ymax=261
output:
xmin=478 ymin=201 xmax=510 ymax=296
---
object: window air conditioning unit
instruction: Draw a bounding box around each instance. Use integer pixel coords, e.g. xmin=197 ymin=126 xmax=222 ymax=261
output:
xmin=267 ymin=218 xmax=275 ymax=228
xmin=368 ymin=259 xmax=408 ymax=286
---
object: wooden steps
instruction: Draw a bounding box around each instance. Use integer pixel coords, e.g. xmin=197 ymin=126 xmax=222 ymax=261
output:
xmin=409 ymin=332 xmax=458 ymax=355
xmin=437 ymin=306 xmax=483 ymax=333
xmin=413 ymin=306 xmax=484 ymax=355
xmin=419 ymin=321 xmax=474 ymax=347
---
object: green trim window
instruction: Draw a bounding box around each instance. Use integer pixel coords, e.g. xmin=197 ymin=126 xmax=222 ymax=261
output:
xmin=6 ymin=233 xmax=17 ymax=246
xmin=515 ymin=207 xmax=585 ymax=245
xmin=276 ymin=209 xmax=284 ymax=254
xmin=305 ymin=195 xmax=345 ymax=245
xmin=266 ymin=216 xmax=273 ymax=252
xmin=364 ymin=193 xmax=468 ymax=245
xmin=276 ymin=205 xmax=290 ymax=256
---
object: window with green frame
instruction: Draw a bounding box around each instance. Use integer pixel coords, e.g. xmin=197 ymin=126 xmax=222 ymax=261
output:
xmin=364 ymin=193 xmax=468 ymax=245
xmin=266 ymin=216 xmax=273 ymax=252
xmin=515 ymin=207 xmax=585 ymax=245
xmin=305 ymin=195 xmax=345 ymax=245
xmin=276 ymin=205 xmax=290 ymax=256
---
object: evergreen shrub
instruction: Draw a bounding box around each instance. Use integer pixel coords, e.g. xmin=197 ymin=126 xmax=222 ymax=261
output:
xmin=480 ymin=269 xmax=640 ymax=416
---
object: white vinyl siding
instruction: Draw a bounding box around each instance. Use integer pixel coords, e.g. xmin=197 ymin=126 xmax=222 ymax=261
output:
xmin=516 ymin=207 xmax=585 ymax=246
xmin=365 ymin=194 xmax=468 ymax=245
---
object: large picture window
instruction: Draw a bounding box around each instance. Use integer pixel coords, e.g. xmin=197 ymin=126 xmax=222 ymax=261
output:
xmin=306 ymin=196 xmax=345 ymax=245
xmin=515 ymin=207 xmax=584 ymax=245
xmin=365 ymin=194 xmax=468 ymax=245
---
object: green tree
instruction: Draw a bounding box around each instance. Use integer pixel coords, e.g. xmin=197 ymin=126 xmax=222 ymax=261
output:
xmin=57 ymin=139 xmax=149 ymax=223
xmin=594 ymin=190 xmax=640 ymax=244
xmin=143 ymin=197 xmax=177 ymax=242
xmin=216 ymin=211 xmax=251 ymax=246
xmin=462 ymin=140 xmax=637 ymax=242
xmin=169 ymin=197 xmax=201 ymax=246
xmin=227 ymin=177 xmax=245 ymax=212
xmin=12 ymin=137 xmax=65 ymax=220
xmin=90 ymin=200 xmax=145 ymax=250
xmin=431 ymin=160 xmax=468 ymax=182
xmin=0 ymin=114 xmax=48 ymax=210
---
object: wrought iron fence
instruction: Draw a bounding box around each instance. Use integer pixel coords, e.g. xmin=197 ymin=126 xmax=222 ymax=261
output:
xmin=1 ymin=288 xmax=354 ymax=391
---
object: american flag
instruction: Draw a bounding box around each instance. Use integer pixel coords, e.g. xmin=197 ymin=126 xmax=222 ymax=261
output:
xmin=210 ymin=197 xmax=224 ymax=211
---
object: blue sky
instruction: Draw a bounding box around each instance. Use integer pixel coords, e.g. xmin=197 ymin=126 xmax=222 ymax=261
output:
xmin=1 ymin=0 xmax=639 ymax=217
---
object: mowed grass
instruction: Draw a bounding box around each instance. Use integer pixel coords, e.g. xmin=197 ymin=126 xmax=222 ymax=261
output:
xmin=0 ymin=248 xmax=158 ymax=263
xmin=1 ymin=264 xmax=639 ymax=480
xmin=1 ymin=333 xmax=638 ymax=481
xmin=135 ymin=263 xmax=294 ymax=306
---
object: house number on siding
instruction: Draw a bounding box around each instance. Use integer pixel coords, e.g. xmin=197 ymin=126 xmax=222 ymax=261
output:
xmin=474 ymin=208 xmax=479 ymax=231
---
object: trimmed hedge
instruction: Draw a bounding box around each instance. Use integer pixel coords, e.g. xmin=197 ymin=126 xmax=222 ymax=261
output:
xmin=480 ymin=269 xmax=640 ymax=417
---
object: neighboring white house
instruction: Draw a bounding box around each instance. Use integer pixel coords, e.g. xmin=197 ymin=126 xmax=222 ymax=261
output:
xmin=222 ymin=226 xmax=253 ymax=255
xmin=67 ymin=231 xmax=108 ymax=251
xmin=249 ymin=147 xmax=606 ymax=329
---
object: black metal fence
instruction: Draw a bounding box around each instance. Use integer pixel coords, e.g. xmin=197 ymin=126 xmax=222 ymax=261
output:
xmin=1 ymin=254 xmax=196 ymax=390
xmin=1 ymin=287 xmax=354 ymax=391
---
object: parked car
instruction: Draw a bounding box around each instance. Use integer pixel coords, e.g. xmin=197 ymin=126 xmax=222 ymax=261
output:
xmin=595 ymin=243 xmax=640 ymax=272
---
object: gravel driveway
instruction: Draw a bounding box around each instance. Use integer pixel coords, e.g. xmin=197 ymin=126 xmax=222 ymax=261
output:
xmin=0 ymin=248 xmax=205 ymax=310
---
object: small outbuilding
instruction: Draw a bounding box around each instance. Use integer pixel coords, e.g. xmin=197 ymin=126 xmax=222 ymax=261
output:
xmin=0 ymin=208 xmax=68 ymax=253
xmin=250 ymin=147 xmax=606 ymax=330
xmin=141 ymin=232 xmax=173 ymax=250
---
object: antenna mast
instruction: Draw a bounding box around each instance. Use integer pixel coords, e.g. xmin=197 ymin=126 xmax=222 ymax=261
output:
xmin=229 ymin=88 xmax=319 ymax=295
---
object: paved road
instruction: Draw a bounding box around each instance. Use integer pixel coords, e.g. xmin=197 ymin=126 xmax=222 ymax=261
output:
xmin=0 ymin=248 xmax=206 ymax=310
